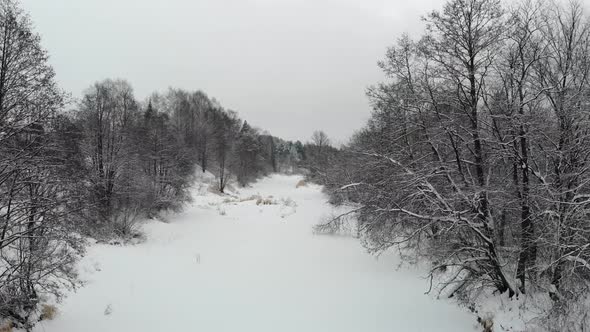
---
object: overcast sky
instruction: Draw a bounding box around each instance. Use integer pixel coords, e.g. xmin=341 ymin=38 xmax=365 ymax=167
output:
xmin=21 ymin=0 xmax=444 ymax=143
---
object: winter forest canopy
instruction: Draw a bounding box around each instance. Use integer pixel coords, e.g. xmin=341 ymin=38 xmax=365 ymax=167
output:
xmin=2 ymin=0 xmax=590 ymax=331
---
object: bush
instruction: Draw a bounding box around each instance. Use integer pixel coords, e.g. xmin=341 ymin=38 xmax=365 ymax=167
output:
xmin=40 ymin=304 xmax=58 ymax=321
xmin=0 ymin=321 xmax=12 ymax=332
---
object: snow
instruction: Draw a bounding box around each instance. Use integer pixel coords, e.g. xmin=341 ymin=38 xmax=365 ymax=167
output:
xmin=32 ymin=174 xmax=478 ymax=332
xmin=475 ymin=292 xmax=548 ymax=332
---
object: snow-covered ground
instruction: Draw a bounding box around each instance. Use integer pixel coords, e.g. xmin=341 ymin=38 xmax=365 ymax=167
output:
xmin=32 ymin=174 xmax=479 ymax=332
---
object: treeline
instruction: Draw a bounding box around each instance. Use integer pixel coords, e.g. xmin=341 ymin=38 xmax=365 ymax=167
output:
xmin=0 ymin=0 xmax=299 ymax=328
xmin=312 ymin=0 xmax=590 ymax=330
xmin=298 ymin=130 xmax=340 ymax=184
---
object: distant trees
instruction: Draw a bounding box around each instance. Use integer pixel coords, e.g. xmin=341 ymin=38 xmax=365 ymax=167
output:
xmin=233 ymin=121 xmax=263 ymax=186
xmin=275 ymin=139 xmax=304 ymax=173
xmin=191 ymin=91 xmax=214 ymax=173
xmin=139 ymin=100 xmax=194 ymax=215
xmin=314 ymin=0 xmax=590 ymax=329
xmin=302 ymin=130 xmax=337 ymax=183
xmin=211 ymin=109 xmax=240 ymax=193
xmin=74 ymin=84 xmax=297 ymax=229
xmin=77 ymin=80 xmax=140 ymax=226
xmin=311 ymin=130 xmax=330 ymax=152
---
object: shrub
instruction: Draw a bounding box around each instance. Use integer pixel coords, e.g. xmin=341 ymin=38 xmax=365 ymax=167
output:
xmin=256 ymin=197 xmax=275 ymax=205
xmin=40 ymin=304 xmax=58 ymax=321
xmin=0 ymin=322 xmax=12 ymax=332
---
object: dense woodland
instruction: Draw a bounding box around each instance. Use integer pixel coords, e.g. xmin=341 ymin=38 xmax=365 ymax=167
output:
xmin=0 ymin=0 xmax=309 ymax=328
xmin=308 ymin=0 xmax=590 ymax=330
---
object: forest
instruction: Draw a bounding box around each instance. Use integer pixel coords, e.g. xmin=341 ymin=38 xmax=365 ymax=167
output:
xmin=308 ymin=0 xmax=590 ymax=330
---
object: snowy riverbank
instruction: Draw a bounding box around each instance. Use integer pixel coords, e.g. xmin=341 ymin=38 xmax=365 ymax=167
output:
xmin=32 ymin=174 xmax=478 ymax=332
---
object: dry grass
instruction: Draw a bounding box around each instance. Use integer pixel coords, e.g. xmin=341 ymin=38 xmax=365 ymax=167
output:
xmin=104 ymin=304 xmax=113 ymax=315
xmin=40 ymin=304 xmax=58 ymax=321
xmin=296 ymin=179 xmax=307 ymax=188
xmin=207 ymin=184 xmax=223 ymax=195
xmin=477 ymin=316 xmax=493 ymax=332
xmin=281 ymin=197 xmax=297 ymax=207
xmin=256 ymin=198 xmax=275 ymax=205
xmin=239 ymin=195 xmax=261 ymax=202
xmin=0 ymin=322 xmax=12 ymax=332
xmin=217 ymin=207 xmax=226 ymax=215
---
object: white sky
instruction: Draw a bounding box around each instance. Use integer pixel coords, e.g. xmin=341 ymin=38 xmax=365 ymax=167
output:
xmin=21 ymin=0 xmax=444 ymax=143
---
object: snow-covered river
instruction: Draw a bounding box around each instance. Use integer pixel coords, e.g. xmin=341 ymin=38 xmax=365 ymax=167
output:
xmin=33 ymin=175 xmax=477 ymax=332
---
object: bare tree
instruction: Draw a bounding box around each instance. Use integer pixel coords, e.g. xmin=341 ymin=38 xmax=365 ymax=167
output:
xmin=311 ymin=130 xmax=330 ymax=153
xmin=211 ymin=109 xmax=240 ymax=192
xmin=0 ymin=0 xmax=77 ymax=328
xmin=78 ymin=79 xmax=141 ymax=225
